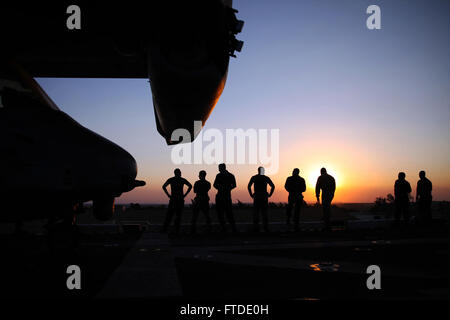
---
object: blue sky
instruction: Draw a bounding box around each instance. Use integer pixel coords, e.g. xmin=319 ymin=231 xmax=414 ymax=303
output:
xmin=37 ymin=0 xmax=450 ymax=203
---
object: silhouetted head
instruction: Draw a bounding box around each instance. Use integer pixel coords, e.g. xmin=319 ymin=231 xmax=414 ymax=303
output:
xmin=174 ymin=168 xmax=181 ymax=177
xmin=419 ymin=170 xmax=426 ymax=179
xmin=199 ymin=170 xmax=207 ymax=179
xmin=398 ymin=172 xmax=406 ymax=180
xmin=218 ymin=163 xmax=226 ymax=173
xmin=292 ymin=168 xmax=300 ymax=176
xmin=258 ymin=167 xmax=265 ymax=175
xmin=321 ymin=168 xmax=327 ymax=175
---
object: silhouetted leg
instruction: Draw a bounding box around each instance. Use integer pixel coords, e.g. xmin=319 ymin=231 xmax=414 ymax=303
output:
xmin=286 ymin=200 xmax=293 ymax=225
xmin=403 ymin=202 xmax=410 ymax=225
xmin=191 ymin=203 xmax=199 ymax=234
xmin=418 ymin=200 xmax=426 ymax=225
xmin=323 ymin=200 xmax=331 ymax=231
xmin=163 ymin=203 xmax=175 ymax=233
xmin=426 ymin=198 xmax=432 ymax=224
xmin=293 ymin=199 xmax=301 ymax=231
xmin=174 ymin=202 xmax=183 ymax=234
xmin=253 ymin=201 xmax=260 ymax=232
xmin=261 ymin=203 xmax=269 ymax=232
xmin=203 ymin=203 xmax=212 ymax=232
xmin=421 ymin=197 xmax=432 ymax=225
xmin=174 ymin=212 xmax=181 ymax=234
xmin=226 ymin=200 xmax=237 ymax=233
xmin=417 ymin=201 xmax=423 ymax=225
xmin=394 ymin=202 xmax=401 ymax=226
xmin=216 ymin=198 xmax=227 ymax=232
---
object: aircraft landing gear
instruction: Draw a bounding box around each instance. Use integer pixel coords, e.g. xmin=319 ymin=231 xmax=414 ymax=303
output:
xmin=46 ymin=208 xmax=79 ymax=253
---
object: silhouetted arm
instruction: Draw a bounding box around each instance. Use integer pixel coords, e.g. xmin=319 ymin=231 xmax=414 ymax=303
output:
xmin=315 ymin=178 xmax=321 ymax=202
xmin=162 ymin=179 xmax=171 ymax=198
xmin=268 ymin=178 xmax=275 ymax=197
xmin=183 ymin=179 xmax=192 ymax=198
xmin=193 ymin=181 xmax=199 ymax=195
xmin=231 ymin=174 xmax=237 ymax=190
xmin=248 ymin=177 xmax=254 ymax=198
xmin=284 ymin=178 xmax=290 ymax=192
xmin=213 ymin=175 xmax=219 ymax=190
xmin=300 ymin=178 xmax=306 ymax=193
xmin=394 ymin=181 xmax=398 ymax=199
xmin=416 ymin=181 xmax=420 ymax=201
xmin=331 ymin=177 xmax=336 ymax=195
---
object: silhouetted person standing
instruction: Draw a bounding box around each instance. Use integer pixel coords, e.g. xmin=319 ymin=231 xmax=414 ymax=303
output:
xmin=416 ymin=170 xmax=432 ymax=225
xmin=285 ymin=168 xmax=306 ymax=231
xmin=315 ymin=168 xmax=336 ymax=231
xmin=162 ymin=168 xmax=192 ymax=234
xmin=248 ymin=167 xmax=275 ymax=232
xmin=213 ymin=163 xmax=237 ymax=233
xmin=191 ymin=170 xmax=212 ymax=234
xmin=394 ymin=172 xmax=412 ymax=226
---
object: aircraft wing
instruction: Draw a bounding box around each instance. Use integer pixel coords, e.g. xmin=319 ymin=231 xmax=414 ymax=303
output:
xmin=0 ymin=1 xmax=244 ymax=143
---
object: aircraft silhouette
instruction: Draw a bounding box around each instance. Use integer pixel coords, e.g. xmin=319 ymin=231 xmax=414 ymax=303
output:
xmin=0 ymin=61 xmax=145 ymax=228
xmin=0 ymin=1 xmax=243 ymax=232
xmin=0 ymin=1 xmax=244 ymax=144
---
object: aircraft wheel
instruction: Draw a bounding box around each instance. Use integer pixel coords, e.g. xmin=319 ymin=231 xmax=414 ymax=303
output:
xmin=46 ymin=214 xmax=79 ymax=253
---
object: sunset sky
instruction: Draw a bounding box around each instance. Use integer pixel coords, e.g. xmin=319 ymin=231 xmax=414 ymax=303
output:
xmin=37 ymin=0 xmax=450 ymax=204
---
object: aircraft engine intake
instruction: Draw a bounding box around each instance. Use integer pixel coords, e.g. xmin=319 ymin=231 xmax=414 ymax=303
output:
xmin=148 ymin=1 xmax=243 ymax=144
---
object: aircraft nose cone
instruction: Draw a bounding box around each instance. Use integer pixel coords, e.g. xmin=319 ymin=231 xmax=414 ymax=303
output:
xmin=113 ymin=148 xmax=146 ymax=192
xmin=117 ymin=148 xmax=137 ymax=178
xmin=90 ymin=134 xmax=142 ymax=193
xmin=115 ymin=148 xmax=141 ymax=192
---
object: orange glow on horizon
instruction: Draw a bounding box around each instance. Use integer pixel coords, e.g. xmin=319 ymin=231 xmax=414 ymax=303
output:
xmin=118 ymin=136 xmax=450 ymax=204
